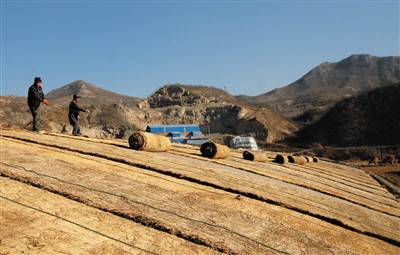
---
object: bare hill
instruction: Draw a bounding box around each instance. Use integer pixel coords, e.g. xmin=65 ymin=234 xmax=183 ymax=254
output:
xmin=239 ymin=54 xmax=400 ymax=122
xmin=46 ymin=80 xmax=141 ymax=106
xmin=293 ymin=83 xmax=400 ymax=146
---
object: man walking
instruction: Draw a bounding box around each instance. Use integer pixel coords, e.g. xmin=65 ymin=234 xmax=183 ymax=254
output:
xmin=27 ymin=77 xmax=48 ymax=132
xmin=69 ymin=94 xmax=89 ymax=136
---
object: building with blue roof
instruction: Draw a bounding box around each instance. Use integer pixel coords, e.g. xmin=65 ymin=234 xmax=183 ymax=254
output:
xmin=146 ymin=124 xmax=201 ymax=134
xmin=146 ymin=124 xmax=207 ymax=145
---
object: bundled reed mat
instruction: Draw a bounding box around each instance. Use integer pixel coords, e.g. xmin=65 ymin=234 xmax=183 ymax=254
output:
xmin=200 ymin=142 xmax=230 ymax=159
xmin=274 ymin=154 xmax=288 ymax=164
xmin=288 ymin=155 xmax=307 ymax=165
xmin=243 ymin=150 xmax=268 ymax=162
xmin=305 ymin=156 xmax=313 ymax=163
xmin=304 ymin=156 xmax=320 ymax=163
xmin=128 ymin=132 xmax=172 ymax=152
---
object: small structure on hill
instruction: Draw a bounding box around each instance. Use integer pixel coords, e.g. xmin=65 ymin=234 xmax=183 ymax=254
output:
xmin=146 ymin=124 xmax=208 ymax=145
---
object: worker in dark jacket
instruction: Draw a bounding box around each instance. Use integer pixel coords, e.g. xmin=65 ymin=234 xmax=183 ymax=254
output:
xmin=27 ymin=77 xmax=48 ymax=131
xmin=69 ymin=94 xmax=89 ymax=135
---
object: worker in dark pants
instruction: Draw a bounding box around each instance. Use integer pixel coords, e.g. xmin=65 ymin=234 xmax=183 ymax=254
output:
xmin=27 ymin=77 xmax=48 ymax=132
xmin=69 ymin=94 xmax=89 ymax=136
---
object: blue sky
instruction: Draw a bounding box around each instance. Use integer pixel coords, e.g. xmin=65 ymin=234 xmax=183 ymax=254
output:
xmin=1 ymin=0 xmax=399 ymax=98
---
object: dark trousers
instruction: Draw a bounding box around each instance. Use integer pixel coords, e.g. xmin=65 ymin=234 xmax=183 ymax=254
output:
xmin=29 ymin=106 xmax=40 ymax=131
xmin=69 ymin=115 xmax=80 ymax=135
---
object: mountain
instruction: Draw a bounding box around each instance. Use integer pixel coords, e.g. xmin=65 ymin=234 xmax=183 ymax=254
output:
xmin=46 ymin=80 xmax=141 ymax=106
xmin=239 ymin=54 xmax=400 ymax=122
xmin=292 ymin=83 xmax=400 ymax=146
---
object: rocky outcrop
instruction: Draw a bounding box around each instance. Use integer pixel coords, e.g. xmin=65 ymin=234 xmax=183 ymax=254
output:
xmin=145 ymin=85 xmax=297 ymax=143
xmin=148 ymin=84 xmax=240 ymax=108
xmin=203 ymin=105 xmax=269 ymax=140
xmin=148 ymin=85 xmax=207 ymax=107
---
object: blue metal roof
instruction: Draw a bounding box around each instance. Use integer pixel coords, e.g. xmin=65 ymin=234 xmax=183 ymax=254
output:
xmin=147 ymin=124 xmax=199 ymax=128
xmin=146 ymin=124 xmax=201 ymax=134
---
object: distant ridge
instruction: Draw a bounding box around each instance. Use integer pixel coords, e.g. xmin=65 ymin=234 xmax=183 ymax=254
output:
xmin=238 ymin=54 xmax=400 ymax=122
xmin=46 ymin=80 xmax=141 ymax=106
xmin=293 ymin=83 xmax=400 ymax=146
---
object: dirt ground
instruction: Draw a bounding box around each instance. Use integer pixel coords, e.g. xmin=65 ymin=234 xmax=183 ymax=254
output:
xmin=1 ymin=129 xmax=400 ymax=254
xmin=361 ymin=164 xmax=400 ymax=187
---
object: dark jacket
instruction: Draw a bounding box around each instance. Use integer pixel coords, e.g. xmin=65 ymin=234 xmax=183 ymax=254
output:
xmin=27 ymin=84 xmax=45 ymax=108
xmin=69 ymin=100 xmax=86 ymax=120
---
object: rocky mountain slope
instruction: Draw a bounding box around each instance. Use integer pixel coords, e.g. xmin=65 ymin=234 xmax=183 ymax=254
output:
xmin=239 ymin=54 xmax=400 ymax=122
xmin=46 ymin=80 xmax=141 ymax=106
xmin=292 ymin=83 xmax=400 ymax=146
xmin=147 ymin=84 xmax=242 ymax=108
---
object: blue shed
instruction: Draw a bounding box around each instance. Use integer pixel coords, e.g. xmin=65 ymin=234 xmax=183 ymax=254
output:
xmin=145 ymin=124 xmax=207 ymax=144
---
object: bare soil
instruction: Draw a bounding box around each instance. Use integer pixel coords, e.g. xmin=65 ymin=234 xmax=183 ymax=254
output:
xmin=361 ymin=164 xmax=400 ymax=188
